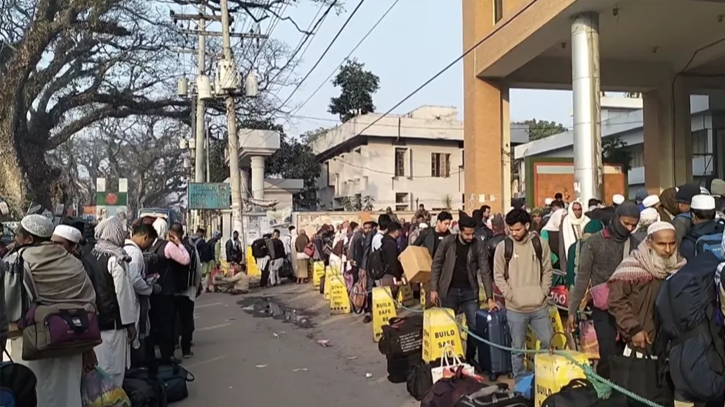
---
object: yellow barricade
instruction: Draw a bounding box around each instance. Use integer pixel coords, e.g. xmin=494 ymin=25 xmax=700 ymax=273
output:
xmin=457 ymin=314 xmax=467 ymax=341
xmin=534 ymin=351 xmax=589 ymax=407
xmin=246 ymin=247 xmax=260 ymax=277
xmin=372 ymin=287 xmax=397 ymax=342
xmin=524 ymin=307 xmax=569 ymax=370
xmin=478 ymin=284 xmax=487 ymax=309
xmin=422 ymin=308 xmax=464 ymax=362
xmin=329 ymin=277 xmax=351 ymax=315
xmin=323 ymin=267 xmax=332 ymax=300
xmin=312 ymin=262 xmax=325 ymax=288
xmin=220 ymin=259 xmax=229 ymax=276
xmin=396 ymin=284 xmax=415 ymax=308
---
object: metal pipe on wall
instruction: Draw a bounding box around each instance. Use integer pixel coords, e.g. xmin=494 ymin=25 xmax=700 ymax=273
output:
xmin=571 ymin=12 xmax=602 ymax=205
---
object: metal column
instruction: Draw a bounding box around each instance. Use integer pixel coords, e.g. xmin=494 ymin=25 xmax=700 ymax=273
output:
xmin=571 ymin=13 xmax=602 ymax=205
xmin=250 ymin=156 xmax=265 ymax=200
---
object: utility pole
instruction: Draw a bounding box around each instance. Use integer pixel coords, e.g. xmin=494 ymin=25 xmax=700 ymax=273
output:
xmin=219 ymin=0 xmax=246 ymax=252
xmin=193 ymin=11 xmax=207 ymax=231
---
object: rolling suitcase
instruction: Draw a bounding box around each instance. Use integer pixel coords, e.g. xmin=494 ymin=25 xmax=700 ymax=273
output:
xmin=475 ymin=309 xmax=513 ymax=381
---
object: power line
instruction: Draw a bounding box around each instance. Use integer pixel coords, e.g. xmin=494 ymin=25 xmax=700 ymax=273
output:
xmin=289 ymin=0 xmax=400 ymax=118
xmin=276 ymin=0 xmax=367 ymax=113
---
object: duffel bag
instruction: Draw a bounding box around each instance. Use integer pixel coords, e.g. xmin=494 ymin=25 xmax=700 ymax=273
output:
xmin=541 ymin=379 xmax=605 ymax=407
xmin=378 ymin=315 xmax=423 ymax=358
xmin=126 ymin=363 xmax=194 ymax=403
xmin=123 ymin=377 xmax=167 ymax=407
xmin=407 ymin=362 xmax=433 ymax=401
xmin=387 ymin=351 xmax=421 ymax=384
xmin=454 ymin=383 xmax=531 ymax=407
xmin=421 ymin=367 xmax=485 ymax=407
xmin=19 ymin=303 xmax=101 ymax=360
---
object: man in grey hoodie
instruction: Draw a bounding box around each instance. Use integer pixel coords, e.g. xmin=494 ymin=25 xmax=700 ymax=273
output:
xmin=493 ymin=209 xmax=554 ymax=379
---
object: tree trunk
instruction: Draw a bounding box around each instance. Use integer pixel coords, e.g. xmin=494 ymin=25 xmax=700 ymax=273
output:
xmin=0 ymin=115 xmax=30 ymax=217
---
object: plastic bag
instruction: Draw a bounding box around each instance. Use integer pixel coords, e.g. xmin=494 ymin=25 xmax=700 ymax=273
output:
xmin=81 ymin=368 xmax=131 ymax=407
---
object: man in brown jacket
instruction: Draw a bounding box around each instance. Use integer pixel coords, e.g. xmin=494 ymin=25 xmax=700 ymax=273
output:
xmin=493 ymin=209 xmax=554 ymax=379
xmin=608 ymin=221 xmax=685 ymax=350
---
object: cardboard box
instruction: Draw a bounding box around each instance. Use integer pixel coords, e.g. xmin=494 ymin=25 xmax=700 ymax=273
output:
xmin=398 ymin=245 xmax=432 ymax=284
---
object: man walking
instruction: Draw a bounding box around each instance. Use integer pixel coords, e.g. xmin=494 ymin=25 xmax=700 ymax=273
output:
xmin=430 ymin=215 xmax=496 ymax=362
xmin=493 ymin=209 xmax=554 ymax=379
xmin=267 ymin=229 xmax=286 ymax=286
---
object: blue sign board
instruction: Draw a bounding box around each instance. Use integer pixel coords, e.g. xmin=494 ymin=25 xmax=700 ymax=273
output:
xmin=188 ymin=183 xmax=231 ymax=209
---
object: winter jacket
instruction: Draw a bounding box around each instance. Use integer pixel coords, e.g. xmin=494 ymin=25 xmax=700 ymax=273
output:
xmin=609 ymin=277 xmax=665 ymax=343
xmin=380 ymin=234 xmax=403 ymax=279
xmin=431 ymin=234 xmax=492 ymax=300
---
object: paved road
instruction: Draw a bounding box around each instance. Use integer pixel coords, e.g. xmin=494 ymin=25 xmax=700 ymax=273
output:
xmin=176 ymin=283 xmax=418 ymax=407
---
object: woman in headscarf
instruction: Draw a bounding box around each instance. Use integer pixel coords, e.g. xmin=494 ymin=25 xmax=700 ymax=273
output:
xmin=566 ymin=220 xmax=604 ymax=287
xmin=541 ymin=208 xmax=566 ymax=270
xmin=658 ymin=187 xmax=679 ymax=222
xmin=295 ymin=229 xmax=311 ymax=284
xmin=4 ymin=214 xmax=97 ymax=407
xmin=86 ymin=216 xmax=137 ymax=387
xmin=559 ymin=201 xmax=590 ymax=269
xmin=530 ymin=208 xmax=545 ymax=233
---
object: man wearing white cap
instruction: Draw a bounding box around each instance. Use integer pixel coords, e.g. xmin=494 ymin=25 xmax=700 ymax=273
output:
xmin=612 ymin=194 xmax=625 ymax=206
xmin=52 ymin=224 xmax=83 ymax=257
xmin=642 ymin=195 xmax=660 ymax=210
xmin=679 ymin=194 xmax=724 ymax=261
xmin=609 ymin=222 xmax=685 ymax=351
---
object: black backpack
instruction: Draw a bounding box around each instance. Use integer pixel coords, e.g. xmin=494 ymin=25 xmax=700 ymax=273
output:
xmin=251 ymin=238 xmax=268 ymax=258
xmin=502 ymin=236 xmax=543 ymax=281
xmin=173 ymin=241 xmax=197 ymax=292
xmin=407 ymin=362 xmax=433 ymax=401
xmin=378 ymin=316 xmax=424 ymax=358
xmin=0 ymin=352 xmax=38 ymax=407
xmin=655 ymin=251 xmax=725 ymax=402
xmin=368 ymin=247 xmax=387 ymax=280
xmin=198 ymin=239 xmax=215 ymax=263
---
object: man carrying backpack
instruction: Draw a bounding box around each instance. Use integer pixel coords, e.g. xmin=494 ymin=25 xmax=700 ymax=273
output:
xmin=672 ymin=183 xmax=701 ymax=246
xmin=174 ymin=224 xmax=202 ymax=359
xmin=493 ymin=209 xmax=553 ymax=379
xmin=680 ymin=194 xmax=724 ymax=261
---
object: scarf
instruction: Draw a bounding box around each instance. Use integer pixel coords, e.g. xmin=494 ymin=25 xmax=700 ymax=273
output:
xmin=295 ymin=233 xmax=310 ymax=253
xmin=93 ymin=216 xmax=130 ymax=262
xmin=543 ymin=208 xmax=566 ymax=232
xmin=561 ymin=207 xmax=590 ymax=254
xmin=610 ymin=240 xmax=685 ymax=282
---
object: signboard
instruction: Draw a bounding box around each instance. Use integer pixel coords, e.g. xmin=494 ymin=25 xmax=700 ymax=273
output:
xmin=188 ymin=183 xmax=231 ymax=209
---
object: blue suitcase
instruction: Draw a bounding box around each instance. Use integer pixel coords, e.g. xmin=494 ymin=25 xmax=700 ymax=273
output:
xmin=475 ymin=309 xmax=513 ymax=381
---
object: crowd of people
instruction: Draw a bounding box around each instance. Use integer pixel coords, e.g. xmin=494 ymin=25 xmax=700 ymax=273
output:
xmin=1 ymin=214 xmax=221 ymax=406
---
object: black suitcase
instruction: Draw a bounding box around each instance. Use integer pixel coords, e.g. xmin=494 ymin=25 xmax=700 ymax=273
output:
xmin=475 ymin=309 xmax=513 ymax=381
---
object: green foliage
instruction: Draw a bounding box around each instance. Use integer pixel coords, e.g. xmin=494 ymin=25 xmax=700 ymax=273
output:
xmin=208 ymin=137 xmax=229 ymax=183
xmin=602 ymin=137 xmax=632 ymax=172
xmin=265 ymin=133 xmax=320 ymax=210
xmin=517 ymin=119 xmax=568 ymax=141
xmin=328 ymin=59 xmax=380 ymax=123
xmin=301 ymin=127 xmax=330 ymax=145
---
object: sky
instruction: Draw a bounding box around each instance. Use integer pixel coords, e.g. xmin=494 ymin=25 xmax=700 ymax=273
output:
xmin=261 ymin=0 xmax=575 ymax=138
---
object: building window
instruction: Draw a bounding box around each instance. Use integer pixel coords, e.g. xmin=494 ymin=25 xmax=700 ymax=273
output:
xmin=692 ymin=129 xmax=714 ymax=177
xmin=395 ymin=148 xmax=406 ymax=177
xmin=431 ymin=153 xmax=451 ymax=178
xmin=494 ymin=0 xmax=503 ymax=23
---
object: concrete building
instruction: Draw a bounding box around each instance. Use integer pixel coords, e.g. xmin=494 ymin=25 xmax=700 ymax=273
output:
xmin=462 ymin=0 xmax=725 ymax=211
xmin=514 ymin=95 xmax=725 ymax=198
xmin=312 ymin=106 xmax=529 ymax=211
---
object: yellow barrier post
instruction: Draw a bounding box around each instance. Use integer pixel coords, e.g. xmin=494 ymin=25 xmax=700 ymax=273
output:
xmin=329 ymin=276 xmax=351 ymax=315
xmin=534 ymin=350 xmax=589 ymax=407
xmin=396 ymin=284 xmax=415 ymax=308
xmin=323 ymin=266 xmax=332 ymax=300
xmin=478 ymin=283 xmax=487 ymax=309
xmin=524 ymin=307 xmax=569 ymax=370
xmin=372 ymin=287 xmax=397 ymax=342
xmin=457 ymin=314 xmax=467 ymax=341
xmin=422 ymin=308 xmax=464 ymax=362
xmin=312 ymin=262 xmax=325 ymax=288
xmin=246 ymin=247 xmax=260 ymax=277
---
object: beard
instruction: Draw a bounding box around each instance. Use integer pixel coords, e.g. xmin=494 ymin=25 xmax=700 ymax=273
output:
xmin=651 ymin=249 xmax=679 ymax=271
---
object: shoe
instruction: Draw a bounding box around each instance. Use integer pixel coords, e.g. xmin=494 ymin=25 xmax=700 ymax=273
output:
xmin=169 ymin=356 xmax=182 ymax=364
xmin=363 ymin=314 xmax=372 ymax=324
xmin=183 ymin=352 xmax=193 ymax=359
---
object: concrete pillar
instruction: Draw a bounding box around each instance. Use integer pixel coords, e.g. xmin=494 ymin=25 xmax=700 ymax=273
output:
xmin=643 ymin=76 xmax=692 ymax=194
xmin=462 ymin=0 xmax=508 ymax=213
xmin=571 ymin=13 xmax=602 ymax=205
xmin=240 ymin=169 xmax=249 ymax=199
xmin=250 ymin=156 xmax=265 ymax=200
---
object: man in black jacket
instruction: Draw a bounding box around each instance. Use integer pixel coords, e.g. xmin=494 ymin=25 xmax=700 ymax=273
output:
xmin=430 ymin=215 xmax=497 ymax=362
xmin=380 ymin=221 xmax=404 ymax=280
xmin=413 ymin=211 xmax=453 ymax=257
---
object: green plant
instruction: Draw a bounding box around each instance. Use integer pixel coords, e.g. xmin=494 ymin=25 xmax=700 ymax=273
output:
xmin=602 ymin=137 xmax=633 ymax=172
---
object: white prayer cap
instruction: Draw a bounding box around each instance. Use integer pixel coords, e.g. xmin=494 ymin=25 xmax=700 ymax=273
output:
xmin=647 ymin=221 xmax=675 ymax=236
xmin=544 ymin=198 xmax=553 ymax=206
xmin=53 ymin=225 xmax=82 ymax=243
xmin=419 ymin=223 xmax=429 ymax=229
xmin=642 ymin=195 xmax=660 ymax=208
xmin=613 ymin=194 xmax=625 ymax=205
xmin=691 ymin=194 xmax=716 ymax=211
xmin=700 ymin=186 xmax=711 ymax=195
xmin=21 ymin=214 xmax=54 ymax=238
xmin=640 ymin=208 xmax=660 ymax=223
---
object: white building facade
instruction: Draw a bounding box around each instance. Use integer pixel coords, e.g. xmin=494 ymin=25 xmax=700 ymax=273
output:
xmin=514 ymin=96 xmax=725 ymax=198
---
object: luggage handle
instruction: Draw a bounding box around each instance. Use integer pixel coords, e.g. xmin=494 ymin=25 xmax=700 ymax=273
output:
xmin=548 ymin=332 xmax=570 ymax=351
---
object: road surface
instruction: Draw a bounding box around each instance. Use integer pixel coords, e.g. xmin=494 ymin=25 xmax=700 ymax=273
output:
xmin=176 ymin=282 xmax=418 ymax=407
